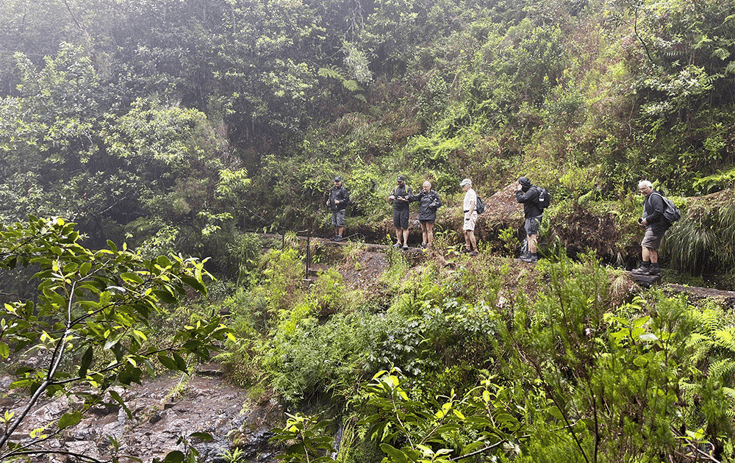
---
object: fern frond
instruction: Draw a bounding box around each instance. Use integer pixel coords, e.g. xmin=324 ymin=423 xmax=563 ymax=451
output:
xmin=342 ymin=79 xmax=363 ymax=92
xmin=707 ymin=358 xmax=735 ymax=384
xmin=318 ymin=66 xmax=345 ymax=80
xmin=711 ymin=47 xmax=731 ymax=61
xmin=713 ymin=327 xmax=735 ymax=353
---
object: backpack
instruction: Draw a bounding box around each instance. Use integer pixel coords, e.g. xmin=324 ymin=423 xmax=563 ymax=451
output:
xmin=535 ymin=186 xmax=551 ymax=211
xmin=651 ymin=192 xmax=681 ymax=223
xmin=475 ymin=195 xmax=485 ymax=215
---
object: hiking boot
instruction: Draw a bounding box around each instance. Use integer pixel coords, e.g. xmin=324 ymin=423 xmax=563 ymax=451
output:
xmin=520 ymin=252 xmax=538 ymax=263
xmin=649 ymin=266 xmax=661 ymax=275
xmin=631 ymin=266 xmax=651 ymax=275
xmin=468 ymin=250 xmax=478 ymax=257
xmin=393 ymin=243 xmax=402 ymax=249
xmin=334 ymin=235 xmax=342 ymax=242
xmin=420 ymin=243 xmax=427 ymax=249
xmin=402 ymin=244 xmax=409 ymax=251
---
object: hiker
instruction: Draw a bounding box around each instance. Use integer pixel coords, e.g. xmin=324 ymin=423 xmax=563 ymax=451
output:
xmin=460 ymin=178 xmax=479 ymax=256
xmin=409 ymin=180 xmax=442 ymax=249
xmin=632 ymin=180 xmax=671 ymax=275
xmin=326 ymin=176 xmax=350 ymax=241
xmin=389 ymin=175 xmax=413 ymax=250
xmin=515 ymin=176 xmax=543 ymax=262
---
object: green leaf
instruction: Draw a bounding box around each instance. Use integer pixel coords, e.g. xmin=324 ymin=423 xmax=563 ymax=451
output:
xmin=180 ymin=275 xmax=207 ymax=295
xmin=161 ymin=451 xmax=185 ymax=463
xmin=380 ymin=443 xmax=409 ymax=463
xmin=153 ymin=289 xmax=177 ymax=304
xmin=158 ymin=354 xmax=179 ymax=371
xmin=109 ymin=389 xmax=133 ymax=419
xmin=173 ymin=352 xmax=188 ymax=371
xmin=80 ymin=262 xmax=93 ymax=276
xmin=189 ymin=432 xmax=214 ymax=441
xmin=0 ymin=342 xmax=9 ymax=359
xmin=121 ymin=272 xmax=144 ymax=284
xmin=58 ymin=411 xmax=83 ymax=430
xmin=78 ymin=346 xmax=93 ymax=378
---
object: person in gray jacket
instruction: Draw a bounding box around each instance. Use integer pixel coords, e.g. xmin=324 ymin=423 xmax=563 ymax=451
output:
xmin=632 ymin=180 xmax=671 ymax=275
xmin=409 ymin=181 xmax=442 ymax=249
xmin=326 ymin=176 xmax=350 ymax=241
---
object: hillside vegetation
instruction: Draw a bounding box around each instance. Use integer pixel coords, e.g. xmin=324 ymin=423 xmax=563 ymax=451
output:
xmin=0 ymin=0 xmax=734 ymax=279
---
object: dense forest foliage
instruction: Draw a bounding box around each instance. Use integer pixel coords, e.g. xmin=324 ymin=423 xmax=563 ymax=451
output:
xmin=1 ymin=0 xmax=735 ymax=461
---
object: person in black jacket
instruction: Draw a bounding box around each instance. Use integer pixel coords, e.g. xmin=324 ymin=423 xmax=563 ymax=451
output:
xmin=515 ymin=176 xmax=543 ymax=262
xmin=632 ymin=180 xmax=670 ymax=275
xmin=409 ymin=181 xmax=442 ymax=249
xmin=389 ymin=175 xmax=413 ymax=250
xmin=326 ymin=176 xmax=350 ymax=241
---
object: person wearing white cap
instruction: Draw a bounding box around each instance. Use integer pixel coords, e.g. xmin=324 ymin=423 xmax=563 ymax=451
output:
xmin=460 ymin=178 xmax=478 ymax=256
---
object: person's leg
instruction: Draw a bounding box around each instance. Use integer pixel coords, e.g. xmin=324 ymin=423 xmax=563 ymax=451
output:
xmin=426 ymin=222 xmax=434 ymax=247
xmin=334 ymin=210 xmax=346 ymax=240
xmin=528 ymin=234 xmax=538 ymax=254
xmin=402 ymin=228 xmax=409 ymax=246
xmin=395 ymin=228 xmax=402 ymax=246
xmin=634 ymin=230 xmax=661 ymax=274
xmin=469 ymin=231 xmax=477 ymax=252
xmin=420 ymin=222 xmax=428 ymax=246
xmin=463 ymin=230 xmax=472 ymax=251
xmin=521 ymin=217 xmax=540 ymax=261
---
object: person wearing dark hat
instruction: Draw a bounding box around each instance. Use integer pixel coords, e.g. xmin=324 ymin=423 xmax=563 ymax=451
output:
xmin=326 ymin=176 xmax=350 ymax=241
xmin=515 ymin=176 xmax=542 ymax=262
xmin=460 ymin=178 xmax=479 ymax=256
xmin=388 ymin=175 xmax=413 ymax=250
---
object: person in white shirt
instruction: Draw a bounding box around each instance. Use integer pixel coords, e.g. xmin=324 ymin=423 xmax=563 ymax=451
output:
xmin=460 ymin=178 xmax=478 ymax=256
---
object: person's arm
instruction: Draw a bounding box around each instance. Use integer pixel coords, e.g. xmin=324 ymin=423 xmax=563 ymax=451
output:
xmin=644 ymin=194 xmax=665 ymax=224
xmin=466 ymin=192 xmax=476 ymax=218
xmin=431 ymin=192 xmax=442 ymax=209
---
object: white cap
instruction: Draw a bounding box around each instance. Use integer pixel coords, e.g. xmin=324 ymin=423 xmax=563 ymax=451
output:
xmin=460 ymin=178 xmax=472 ymax=187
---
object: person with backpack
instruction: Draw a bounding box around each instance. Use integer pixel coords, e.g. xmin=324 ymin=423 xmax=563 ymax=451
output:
xmin=515 ymin=176 xmax=545 ymax=263
xmin=632 ymin=180 xmax=674 ymax=276
xmin=326 ymin=176 xmax=350 ymax=241
xmin=389 ymin=175 xmax=413 ymax=250
xmin=460 ymin=178 xmax=479 ymax=256
xmin=409 ymin=180 xmax=442 ymax=249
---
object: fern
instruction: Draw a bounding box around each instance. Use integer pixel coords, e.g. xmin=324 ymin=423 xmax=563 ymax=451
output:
xmin=318 ymin=66 xmax=345 ymax=80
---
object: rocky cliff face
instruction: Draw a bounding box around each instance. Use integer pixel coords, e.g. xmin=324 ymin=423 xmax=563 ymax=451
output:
xmin=1 ymin=365 xmax=284 ymax=462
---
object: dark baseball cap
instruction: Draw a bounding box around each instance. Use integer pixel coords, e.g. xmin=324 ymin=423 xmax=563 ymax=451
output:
xmin=334 ymin=176 xmax=342 ymax=182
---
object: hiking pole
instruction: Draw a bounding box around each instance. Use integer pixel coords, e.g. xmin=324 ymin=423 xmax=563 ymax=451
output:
xmin=297 ymin=229 xmax=311 ymax=283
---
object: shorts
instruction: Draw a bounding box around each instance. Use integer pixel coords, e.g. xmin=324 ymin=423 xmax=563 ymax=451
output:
xmin=641 ymin=228 xmax=662 ymax=250
xmin=332 ymin=209 xmax=346 ymax=228
xmin=393 ymin=208 xmax=409 ymax=229
xmin=463 ymin=211 xmax=477 ymax=231
xmin=525 ymin=216 xmax=542 ymax=236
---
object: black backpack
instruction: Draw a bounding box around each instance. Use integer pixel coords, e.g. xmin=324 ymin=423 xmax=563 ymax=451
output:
xmin=650 ymin=192 xmax=681 ymax=223
xmin=475 ymin=195 xmax=485 ymax=215
xmin=535 ymin=186 xmax=551 ymax=211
